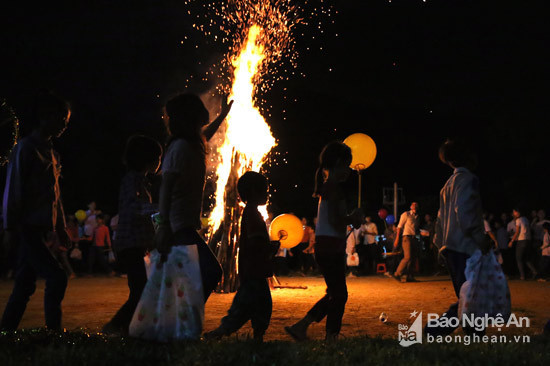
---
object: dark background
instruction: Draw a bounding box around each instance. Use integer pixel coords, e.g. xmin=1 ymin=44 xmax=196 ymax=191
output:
xmin=1 ymin=0 xmax=548 ymax=222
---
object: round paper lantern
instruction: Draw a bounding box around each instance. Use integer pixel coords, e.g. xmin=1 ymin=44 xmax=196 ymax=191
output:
xmin=378 ymin=208 xmax=388 ymax=220
xmin=343 ymin=133 xmax=377 ymax=170
xmin=269 ymin=213 xmax=304 ymax=249
xmin=385 ymin=214 xmax=395 ymax=225
xmin=75 ymin=210 xmax=87 ymax=223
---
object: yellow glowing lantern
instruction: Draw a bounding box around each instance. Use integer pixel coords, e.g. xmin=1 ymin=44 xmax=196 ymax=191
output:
xmin=343 ymin=133 xmax=377 ymax=170
xmin=269 ymin=213 xmax=304 ymax=249
xmin=75 ymin=210 xmax=87 ymax=223
xmin=343 ymin=133 xmax=377 ymax=208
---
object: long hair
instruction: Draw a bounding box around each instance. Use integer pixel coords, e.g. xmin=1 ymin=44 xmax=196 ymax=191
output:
xmin=164 ymin=93 xmax=209 ymax=151
xmin=313 ymin=141 xmax=352 ymax=197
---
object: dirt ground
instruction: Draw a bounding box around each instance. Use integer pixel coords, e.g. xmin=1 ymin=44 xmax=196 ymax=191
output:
xmin=1 ymin=275 xmax=548 ymax=341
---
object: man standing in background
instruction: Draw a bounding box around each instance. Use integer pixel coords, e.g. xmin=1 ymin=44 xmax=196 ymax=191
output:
xmin=392 ymin=202 xmax=420 ymax=282
xmin=509 ymin=208 xmax=538 ymax=280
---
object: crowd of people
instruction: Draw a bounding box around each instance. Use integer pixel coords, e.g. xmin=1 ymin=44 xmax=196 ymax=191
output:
xmin=272 ymin=205 xmax=550 ymax=284
xmin=1 ymin=89 xmax=549 ymax=342
xmin=344 ymin=206 xmax=550 ymax=282
xmin=5 ymin=203 xmax=547 ymax=284
xmin=2 ymin=201 xmax=119 ymax=280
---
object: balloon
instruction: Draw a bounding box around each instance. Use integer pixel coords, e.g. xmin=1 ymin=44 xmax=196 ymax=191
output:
xmin=385 ymin=214 xmax=395 ymax=225
xmin=378 ymin=208 xmax=388 ymax=220
xmin=269 ymin=213 xmax=304 ymax=249
xmin=75 ymin=210 xmax=87 ymax=223
xmin=343 ymin=133 xmax=377 ymax=170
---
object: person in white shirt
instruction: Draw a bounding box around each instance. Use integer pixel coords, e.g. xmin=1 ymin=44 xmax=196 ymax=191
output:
xmin=361 ymin=216 xmax=378 ymax=245
xmin=345 ymin=225 xmax=360 ymax=277
xmin=357 ymin=215 xmax=378 ymax=275
xmin=508 ymin=208 xmax=538 ymax=280
xmin=426 ymin=138 xmax=487 ymax=337
xmin=506 ymin=217 xmax=516 ymax=239
xmin=284 ymin=141 xmax=363 ymax=342
xmin=392 ymin=202 xmax=420 ymax=282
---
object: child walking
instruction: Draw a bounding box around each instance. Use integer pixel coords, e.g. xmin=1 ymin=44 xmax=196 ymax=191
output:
xmin=102 ymin=135 xmax=162 ymax=335
xmin=129 ymin=93 xmax=231 ymax=342
xmin=204 ymin=171 xmax=280 ymax=342
xmin=285 ymin=141 xmax=362 ymax=341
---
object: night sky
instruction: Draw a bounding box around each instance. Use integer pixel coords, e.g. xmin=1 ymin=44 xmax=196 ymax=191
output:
xmin=1 ymin=0 xmax=548 ymax=222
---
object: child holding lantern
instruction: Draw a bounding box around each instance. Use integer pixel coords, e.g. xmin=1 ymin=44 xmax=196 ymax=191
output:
xmin=204 ymin=171 xmax=280 ymax=342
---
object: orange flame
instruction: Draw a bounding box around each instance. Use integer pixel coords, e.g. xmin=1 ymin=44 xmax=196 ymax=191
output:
xmin=209 ymin=25 xmax=276 ymax=232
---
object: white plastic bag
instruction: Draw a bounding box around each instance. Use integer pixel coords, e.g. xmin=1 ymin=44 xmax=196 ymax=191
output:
xmin=70 ymin=247 xmax=82 ymax=260
xmin=129 ymin=247 xmax=204 ymax=342
xmin=459 ymin=250 xmax=511 ymax=319
xmin=107 ymin=250 xmax=116 ymax=264
xmin=347 ymin=253 xmax=359 ymax=266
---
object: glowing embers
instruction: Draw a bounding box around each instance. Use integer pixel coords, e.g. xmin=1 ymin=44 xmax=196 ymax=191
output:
xmin=208 ymin=25 xmax=276 ymax=233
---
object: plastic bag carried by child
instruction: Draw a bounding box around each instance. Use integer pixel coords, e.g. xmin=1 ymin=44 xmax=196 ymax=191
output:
xmin=129 ymin=247 xmax=204 ymax=342
xmin=346 ymin=226 xmax=359 ymax=267
xmin=347 ymin=253 xmax=359 ymax=266
xmin=458 ymin=249 xmax=511 ymax=320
